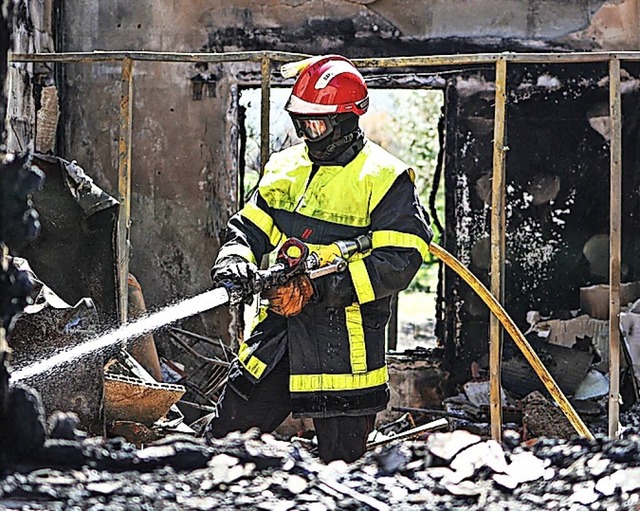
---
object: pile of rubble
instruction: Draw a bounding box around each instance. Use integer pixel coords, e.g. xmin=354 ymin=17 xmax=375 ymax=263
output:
xmin=3 ymin=406 xmax=640 ymax=511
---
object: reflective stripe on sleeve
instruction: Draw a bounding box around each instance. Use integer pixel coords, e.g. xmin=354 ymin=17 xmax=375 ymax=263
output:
xmin=237 ymin=342 xmax=267 ymax=380
xmin=348 ymin=259 xmax=376 ymax=303
xmin=237 ymin=342 xmax=252 ymax=364
xmin=289 ymin=365 xmax=388 ymax=392
xmin=372 ymin=230 xmax=431 ymax=262
xmin=345 ymin=304 xmax=367 ymax=374
xmin=240 ymin=202 xmax=284 ymax=248
xmin=217 ymin=243 xmax=257 ymax=265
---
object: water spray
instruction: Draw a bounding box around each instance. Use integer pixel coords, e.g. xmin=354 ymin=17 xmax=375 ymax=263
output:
xmin=11 ymin=235 xmax=372 ymax=383
xmin=12 ymin=288 xmax=231 ymax=382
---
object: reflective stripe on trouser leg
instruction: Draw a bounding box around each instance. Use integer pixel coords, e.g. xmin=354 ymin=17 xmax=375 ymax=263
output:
xmin=345 ymin=303 xmax=367 ymax=374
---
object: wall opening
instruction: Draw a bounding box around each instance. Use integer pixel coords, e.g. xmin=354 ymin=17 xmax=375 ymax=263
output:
xmin=239 ymin=87 xmax=445 ymax=352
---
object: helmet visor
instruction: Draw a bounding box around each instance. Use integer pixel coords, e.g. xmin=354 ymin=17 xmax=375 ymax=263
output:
xmin=291 ymin=116 xmax=333 ymax=141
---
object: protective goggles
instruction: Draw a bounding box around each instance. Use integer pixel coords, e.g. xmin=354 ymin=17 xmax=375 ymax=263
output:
xmin=290 ymin=115 xmax=336 ymax=141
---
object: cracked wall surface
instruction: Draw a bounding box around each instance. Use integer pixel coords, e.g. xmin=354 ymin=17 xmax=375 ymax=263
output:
xmin=568 ymin=0 xmax=640 ymax=49
xmin=6 ymin=0 xmax=55 ymax=153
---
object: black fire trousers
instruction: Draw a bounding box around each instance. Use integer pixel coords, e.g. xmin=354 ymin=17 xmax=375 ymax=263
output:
xmin=205 ymin=354 xmax=376 ymax=464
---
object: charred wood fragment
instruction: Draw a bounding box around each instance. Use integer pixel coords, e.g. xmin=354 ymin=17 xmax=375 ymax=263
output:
xmin=0 ymin=151 xmax=45 ymax=465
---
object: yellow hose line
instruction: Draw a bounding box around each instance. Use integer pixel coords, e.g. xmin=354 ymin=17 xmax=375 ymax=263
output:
xmin=429 ymin=242 xmax=594 ymax=440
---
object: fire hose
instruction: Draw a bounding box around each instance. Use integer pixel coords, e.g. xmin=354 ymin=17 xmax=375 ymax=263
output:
xmin=429 ymin=242 xmax=593 ymax=439
xmin=10 ymin=235 xmax=373 ymax=383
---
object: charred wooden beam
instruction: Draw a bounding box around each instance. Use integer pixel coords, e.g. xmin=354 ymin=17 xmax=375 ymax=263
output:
xmin=608 ymin=57 xmax=622 ymax=438
xmin=489 ymin=56 xmax=508 ymax=441
xmin=10 ymin=50 xmax=640 ymax=66
xmin=117 ymin=57 xmax=133 ymax=324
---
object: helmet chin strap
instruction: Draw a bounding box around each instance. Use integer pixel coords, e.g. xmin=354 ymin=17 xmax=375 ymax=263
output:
xmin=306 ymin=115 xmax=365 ymax=166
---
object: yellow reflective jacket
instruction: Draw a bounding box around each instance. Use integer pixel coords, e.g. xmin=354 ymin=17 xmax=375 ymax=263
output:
xmin=217 ymin=140 xmax=433 ymax=418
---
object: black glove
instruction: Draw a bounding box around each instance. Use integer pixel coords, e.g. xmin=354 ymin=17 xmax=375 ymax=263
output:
xmin=210 ymin=256 xmax=258 ymax=305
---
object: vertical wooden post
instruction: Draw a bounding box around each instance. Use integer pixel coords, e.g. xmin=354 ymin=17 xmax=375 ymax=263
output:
xmin=117 ymin=57 xmax=134 ymax=325
xmin=490 ymin=57 xmax=508 ymax=441
xmin=608 ymin=57 xmax=622 ymax=438
xmin=260 ymin=55 xmax=271 ymax=175
xmin=0 ymin=246 xmax=9 ymax=359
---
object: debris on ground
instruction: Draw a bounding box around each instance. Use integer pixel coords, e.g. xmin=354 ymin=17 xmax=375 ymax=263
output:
xmin=3 ymin=425 xmax=640 ymax=510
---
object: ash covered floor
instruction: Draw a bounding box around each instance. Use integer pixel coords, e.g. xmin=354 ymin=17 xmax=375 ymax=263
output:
xmin=4 ymin=415 xmax=640 ymax=510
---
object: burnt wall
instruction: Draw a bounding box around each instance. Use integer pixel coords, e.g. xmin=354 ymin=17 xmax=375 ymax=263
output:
xmin=12 ymin=0 xmax=637 ymax=349
xmin=55 ymin=2 xmax=241 ymax=341
xmin=197 ymin=0 xmax=637 ymax=55
xmin=51 ymin=0 xmax=638 ymax=340
xmin=0 ymin=1 xmax=10 ymax=142
xmin=443 ymin=64 xmax=640 ymax=380
xmin=5 ymin=0 xmax=55 ymax=153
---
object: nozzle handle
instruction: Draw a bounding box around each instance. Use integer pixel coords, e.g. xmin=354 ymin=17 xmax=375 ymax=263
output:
xmin=307 ymin=258 xmax=347 ymax=280
xmin=334 ymin=233 xmax=372 ymax=259
xmin=354 ymin=233 xmax=372 ymax=253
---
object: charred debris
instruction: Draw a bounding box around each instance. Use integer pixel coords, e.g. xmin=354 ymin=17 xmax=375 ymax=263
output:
xmin=5 ymin=425 xmax=640 ymax=510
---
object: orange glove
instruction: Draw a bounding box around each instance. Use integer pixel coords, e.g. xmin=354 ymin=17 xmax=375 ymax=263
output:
xmin=263 ymin=275 xmax=314 ymax=317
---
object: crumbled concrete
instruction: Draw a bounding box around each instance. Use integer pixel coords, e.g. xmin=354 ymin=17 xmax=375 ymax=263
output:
xmin=3 ymin=427 xmax=640 ymax=510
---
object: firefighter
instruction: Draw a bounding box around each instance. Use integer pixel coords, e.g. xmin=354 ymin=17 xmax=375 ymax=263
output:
xmin=205 ymin=55 xmax=433 ymax=463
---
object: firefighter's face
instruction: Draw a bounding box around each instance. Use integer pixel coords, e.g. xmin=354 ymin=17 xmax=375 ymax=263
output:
xmin=300 ymin=118 xmax=329 ymax=140
xmin=291 ymin=115 xmax=333 ymax=141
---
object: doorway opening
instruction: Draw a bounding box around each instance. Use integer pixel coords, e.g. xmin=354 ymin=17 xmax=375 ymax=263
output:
xmin=239 ymin=87 xmax=445 ymax=352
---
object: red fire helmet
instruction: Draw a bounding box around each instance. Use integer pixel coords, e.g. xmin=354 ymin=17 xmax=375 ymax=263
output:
xmin=285 ymin=55 xmax=369 ymax=117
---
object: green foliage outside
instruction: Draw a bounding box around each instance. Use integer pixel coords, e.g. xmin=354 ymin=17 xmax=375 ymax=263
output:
xmin=386 ymin=89 xmax=444 ymax=293
xmin=240 ymin=89 xmax=294 ymax=200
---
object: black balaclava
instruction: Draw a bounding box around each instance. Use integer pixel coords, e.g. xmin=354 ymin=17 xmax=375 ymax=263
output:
xmin=305 ymin=113 xmax=365 ymax=167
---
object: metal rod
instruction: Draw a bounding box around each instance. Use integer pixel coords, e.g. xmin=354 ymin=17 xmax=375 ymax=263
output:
xmin=203 ymin=365 xmax=226 ymax=393
xmin=366 ymin=418 xmax=449 ymax=449
xmin=391 ymin=406 xmax=463 ymax=418
xmin=10 ymin=50 xmax=640 ymax=67
xmin=188 ymin=360 xmax=215 ymax=387
xmin=168 ymin=326 xmax=223 ymax=344
xmin=182 ymin=380 xmax=217 ymax=406
xmin=168 ymin=326 xmax=232 ymax=356
xmin=117 ymin=57 xmax=133 ymax=324
xmin=260 ymin=54 xmax=271 ymax=175
xmin=168 ymin=332 xmax=231 ymax=366
xmin=203 ymin=367 xmax=228 ymax=397
xmin=489 ymin=57 xmax=508 ymax=442
xmin=608 ymin=57 xmax=622 ymax=439
xmin=178 ymin=400 xmax=217 ymax=413
xmin=8 ymin=50 xmax=308 ymax=64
